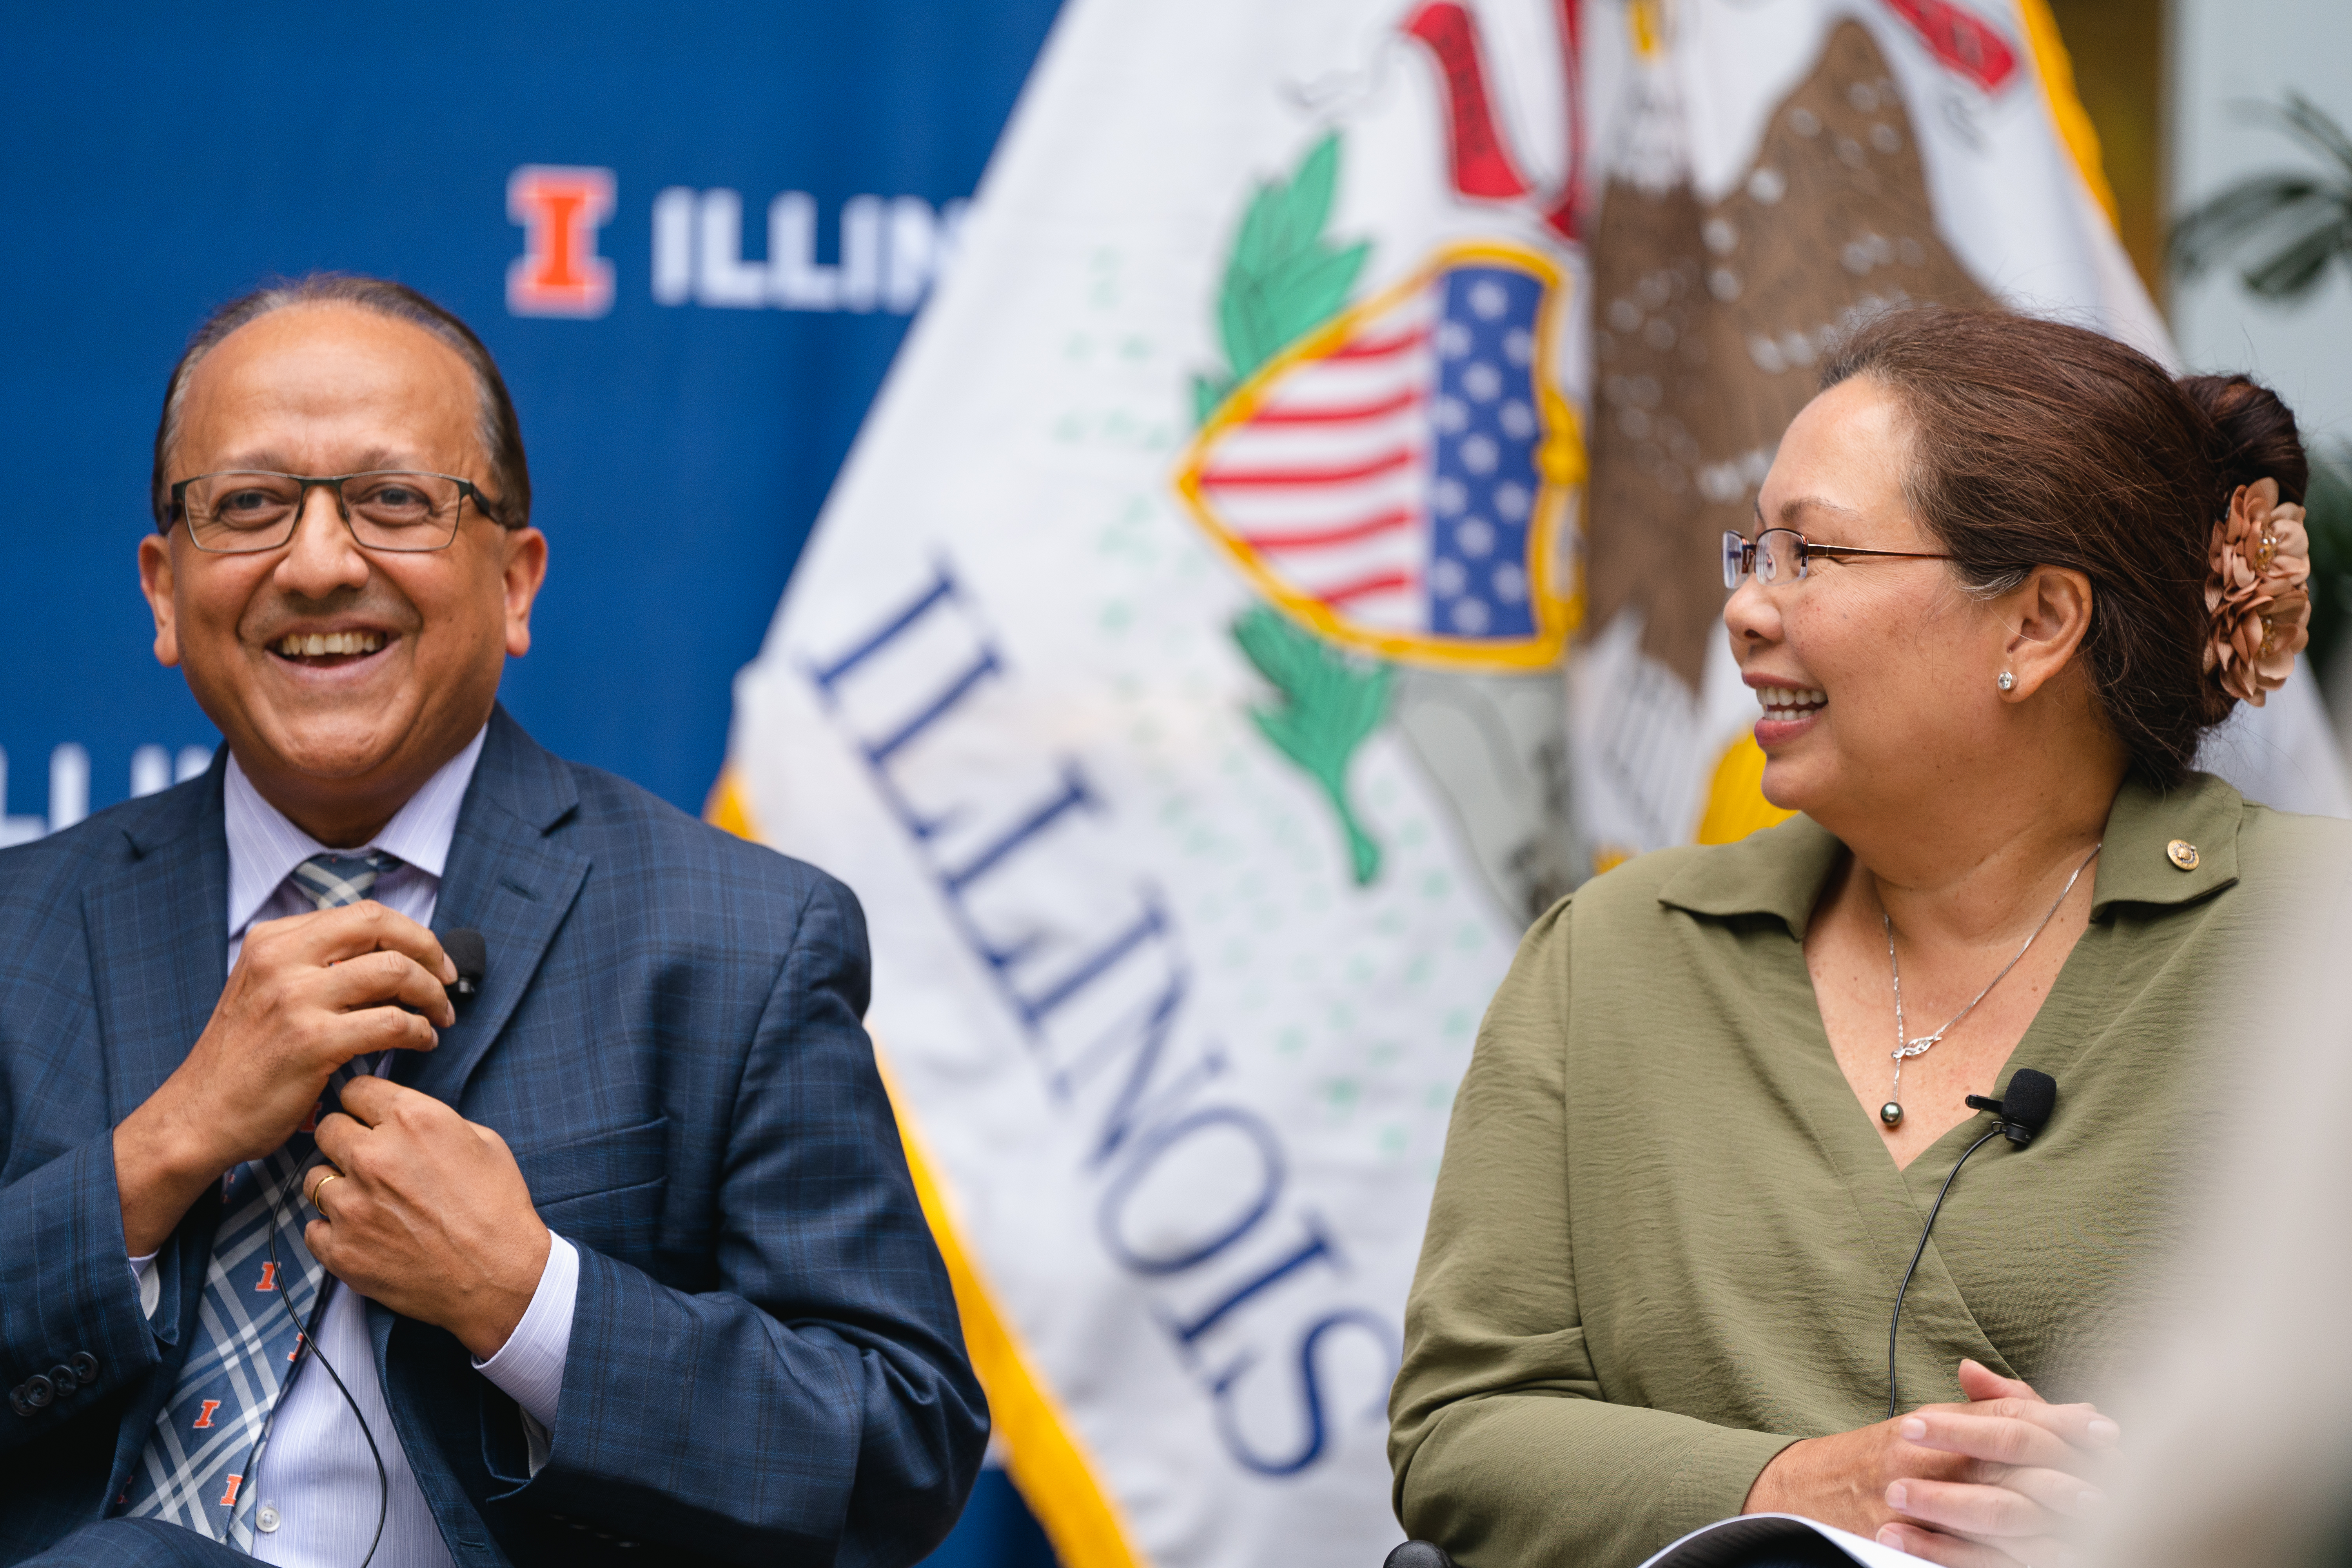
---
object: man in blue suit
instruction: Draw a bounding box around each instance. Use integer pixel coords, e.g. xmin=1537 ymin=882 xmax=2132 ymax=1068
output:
xmin=0 ymin=275 xmax=986 ymax=1565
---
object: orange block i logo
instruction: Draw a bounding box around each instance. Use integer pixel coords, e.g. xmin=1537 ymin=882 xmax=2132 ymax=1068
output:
xmin=507 ymin=165 xmax=618 ymax=319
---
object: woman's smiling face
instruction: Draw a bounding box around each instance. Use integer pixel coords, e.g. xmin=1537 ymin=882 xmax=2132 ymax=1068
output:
xmin=1726 ymin=375 xmax=2009 ymax=820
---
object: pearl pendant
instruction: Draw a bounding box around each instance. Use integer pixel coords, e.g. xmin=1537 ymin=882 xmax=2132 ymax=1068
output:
xmin=1880 ymin=1101 xmax=1905 ymax=1127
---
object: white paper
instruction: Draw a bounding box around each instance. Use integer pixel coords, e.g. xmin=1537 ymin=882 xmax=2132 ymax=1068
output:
xmin=1638 ymin=1513 xmax=1940 ymax=1568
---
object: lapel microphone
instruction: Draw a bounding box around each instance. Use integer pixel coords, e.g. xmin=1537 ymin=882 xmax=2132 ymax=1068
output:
xmin=1887 ymin=1070 xmax=2059 ymax=1417
xmin=1964 ymin=1069 xmax=2058 ymax=1147
xmin=443 ymin=929 xmax=487 ymax=1000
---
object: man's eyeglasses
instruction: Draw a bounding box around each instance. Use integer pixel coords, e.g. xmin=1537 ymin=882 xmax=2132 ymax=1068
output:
xmin=164 ymin=470 xmax=502 ymax=554
xmin=1722 ymin=527 xmax=1953 ymax=589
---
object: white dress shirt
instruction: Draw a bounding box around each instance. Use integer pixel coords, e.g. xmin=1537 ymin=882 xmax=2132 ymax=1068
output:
xmin=129 ymin=726 xmax=577 ymax=1566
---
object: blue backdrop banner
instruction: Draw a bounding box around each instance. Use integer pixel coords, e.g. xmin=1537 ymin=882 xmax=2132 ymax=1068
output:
xmin=1 ymin=0 xmax=1058 ymax=832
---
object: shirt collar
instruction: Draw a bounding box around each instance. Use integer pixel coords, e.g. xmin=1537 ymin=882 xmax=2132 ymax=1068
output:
xmin=1655 ymin=770 xmax=2246 ymax=938
xmin=223 ymin=724 xmax=490 ymax=938
xmin=2084 ymin=769 xmax=2242 ymax=916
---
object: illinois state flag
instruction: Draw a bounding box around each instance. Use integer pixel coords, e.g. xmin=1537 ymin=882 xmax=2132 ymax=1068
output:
xmin=713 ymin=2 xmax=2333 ymax=1567
xmin=721 ymin=5 xmax=1590 ymax=1566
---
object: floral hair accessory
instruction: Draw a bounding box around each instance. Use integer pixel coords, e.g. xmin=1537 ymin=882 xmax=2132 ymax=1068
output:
xmin=2205 ymin=477 xmax=2311 ymax=706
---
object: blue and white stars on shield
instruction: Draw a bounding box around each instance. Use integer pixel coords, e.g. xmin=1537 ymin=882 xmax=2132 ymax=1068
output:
xmin=1176 ymin=241 xmax=1583 ymax=668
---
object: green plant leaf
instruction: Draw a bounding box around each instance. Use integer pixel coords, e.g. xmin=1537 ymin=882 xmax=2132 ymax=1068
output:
xmin=2274 ymin=91 xmax=2352 ymax=178
xmin=2303 ymin=443 xmax=2352 ymax=688
xmin=2171 ymin=95 xmax=2352 ymax=304
xmin=2243 ymin=219 xmax=2352 ymax=299
xmin=2171 ymin=176 xmax=2323 ymax=275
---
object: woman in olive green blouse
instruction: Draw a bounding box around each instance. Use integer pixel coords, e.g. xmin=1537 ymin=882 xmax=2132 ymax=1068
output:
xmin=1388 ymin=308 xmax=2352 ymax=1568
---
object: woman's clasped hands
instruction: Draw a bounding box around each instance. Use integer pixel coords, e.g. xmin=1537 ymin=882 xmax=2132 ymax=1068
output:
xmin=1744 ymin=1359 xmax=2118 ymax=1567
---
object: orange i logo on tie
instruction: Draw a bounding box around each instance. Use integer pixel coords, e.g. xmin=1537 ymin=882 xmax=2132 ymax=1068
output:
xmin=256 ymin=1262 xmax=279 ymax=1292
xmin=192 ymin=1399 xmax=221 ymax=1429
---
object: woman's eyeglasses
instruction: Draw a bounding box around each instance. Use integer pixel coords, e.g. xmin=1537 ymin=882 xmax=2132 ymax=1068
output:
xmin=1722 ymin=528 xmax=1953 ymax=589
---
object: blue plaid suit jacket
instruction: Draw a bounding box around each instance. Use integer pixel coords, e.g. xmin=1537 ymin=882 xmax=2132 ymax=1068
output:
xmin=0 ymin=708 xmax=987 ymax=1566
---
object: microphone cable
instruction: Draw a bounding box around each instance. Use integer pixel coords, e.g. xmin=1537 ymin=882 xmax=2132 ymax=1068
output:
xmin=1886 ymin=1126 xmax=2005 ymax=1419
xmin=1886 ymin=1069 xmax=2059 ymax=1419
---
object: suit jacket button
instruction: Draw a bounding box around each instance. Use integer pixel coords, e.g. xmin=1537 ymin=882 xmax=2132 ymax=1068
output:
xmin=7 ymin=1387 xmax=30 ymax=1418
xmin=68 ymin=1352 xmax=98 ymax=1385
xmin=47 ymin=1366 xmax=78 ymax=1396
xmin=22 ymin=1375 xmax=54 ymax=1409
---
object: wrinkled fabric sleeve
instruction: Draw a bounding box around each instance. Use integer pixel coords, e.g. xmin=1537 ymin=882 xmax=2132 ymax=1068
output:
xmin=1387 ymin=897 xmax=1793 ymax=1568
xmin=478 ymin=873 xmax=986 ymax=1568
xmin=0 ymin=1132 xmax=172 ymax=1455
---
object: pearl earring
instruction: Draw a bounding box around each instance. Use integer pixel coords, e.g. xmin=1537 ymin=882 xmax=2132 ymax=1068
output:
xmin=1997 ymin=671 xmax=2016 ymax=691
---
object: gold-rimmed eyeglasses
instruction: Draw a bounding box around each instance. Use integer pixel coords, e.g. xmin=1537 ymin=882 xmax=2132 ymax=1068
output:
xmin=163 ymin=470 xmax=503 ymax=554
xmin=1722 ymin=527 xmax=1953 ymax=589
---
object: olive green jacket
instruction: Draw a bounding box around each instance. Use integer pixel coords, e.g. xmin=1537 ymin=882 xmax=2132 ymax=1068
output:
xmin=1388 ymin=773 xmax=2350 ymax=1567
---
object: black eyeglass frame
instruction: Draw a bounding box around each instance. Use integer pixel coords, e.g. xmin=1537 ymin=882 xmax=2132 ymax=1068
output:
xmin=1722 ymin=527 xmax=1953 ymax=590
xmin=162 ymin=469 xmax=506 ymax=554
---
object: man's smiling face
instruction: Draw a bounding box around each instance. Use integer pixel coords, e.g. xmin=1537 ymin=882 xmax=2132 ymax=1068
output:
xmin=138 ymin=302 xmax=547 ymax=845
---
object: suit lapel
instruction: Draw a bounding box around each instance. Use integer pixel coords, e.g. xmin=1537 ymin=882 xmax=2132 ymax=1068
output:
xmin=402 ymin=708 xmax=589 ymax=1110
xmin=84 ymin=758 xmax=231 ymax=1127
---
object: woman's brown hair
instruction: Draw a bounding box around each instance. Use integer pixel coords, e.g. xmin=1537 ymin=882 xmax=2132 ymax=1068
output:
xmin=1820 ymin=307 xmax=2308 ymax=787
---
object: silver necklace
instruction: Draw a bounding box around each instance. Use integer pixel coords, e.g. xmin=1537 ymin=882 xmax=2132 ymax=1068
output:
xmin=1878 ymin=842 xmax=2101 ymax=1129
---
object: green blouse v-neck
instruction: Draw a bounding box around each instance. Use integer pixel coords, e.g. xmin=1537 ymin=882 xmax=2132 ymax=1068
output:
xmin=1388 ymin=772 xmax=2350 ymax=1568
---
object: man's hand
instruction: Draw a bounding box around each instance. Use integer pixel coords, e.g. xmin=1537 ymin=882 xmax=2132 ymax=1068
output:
xmin=113 ymin=902 xmax=456 ymax=1255
xmin=1745 ymin=1359 xmax=2118 ymax=1567
xmin=306 ymin=1076 xmax=550 ymax=1361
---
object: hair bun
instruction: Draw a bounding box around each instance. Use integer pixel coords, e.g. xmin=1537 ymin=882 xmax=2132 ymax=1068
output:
xmin=2180 ymin=373 xmax=2309 ymax=508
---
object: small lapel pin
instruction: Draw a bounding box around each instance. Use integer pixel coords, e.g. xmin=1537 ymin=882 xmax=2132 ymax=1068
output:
xmin=2166 ymin=839 xmax=2200 ymax=871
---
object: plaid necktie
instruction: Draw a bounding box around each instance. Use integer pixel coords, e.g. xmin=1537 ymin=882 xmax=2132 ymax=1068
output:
xmin=120 ymin=851 xmax=398 ymax=1541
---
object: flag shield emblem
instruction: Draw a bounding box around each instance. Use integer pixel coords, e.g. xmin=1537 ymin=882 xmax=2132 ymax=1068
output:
xmin=1177 ymin=240 xmax=1583 ymax=671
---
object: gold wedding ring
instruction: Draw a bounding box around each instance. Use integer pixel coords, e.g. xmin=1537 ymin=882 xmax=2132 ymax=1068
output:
xmin=309 ymin=1169 xmax=345 ymax=1215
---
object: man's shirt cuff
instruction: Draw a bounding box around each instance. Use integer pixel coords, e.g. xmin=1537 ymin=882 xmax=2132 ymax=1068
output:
xmin=471 ymin=1232 xmax=577 ymax=1432
xmin=128 ymin=1251 xmax=160 ymax=1321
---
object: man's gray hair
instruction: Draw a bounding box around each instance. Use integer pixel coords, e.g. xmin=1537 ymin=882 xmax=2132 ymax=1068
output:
xmin=150 ymin=273 xmax=532 ymax=531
